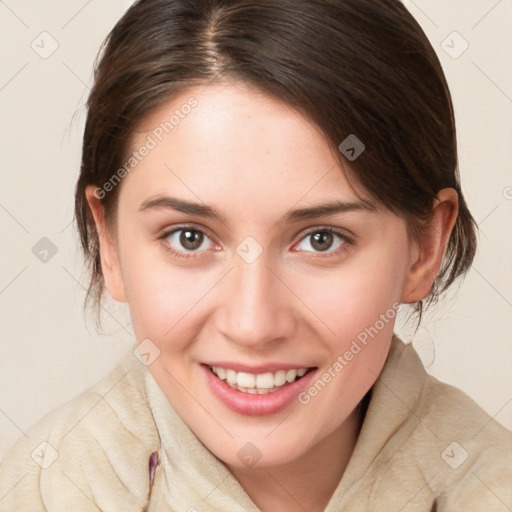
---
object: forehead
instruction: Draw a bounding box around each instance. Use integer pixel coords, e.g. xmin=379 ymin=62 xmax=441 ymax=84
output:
xmin=123 ymin=82 xmax=370 ymax=215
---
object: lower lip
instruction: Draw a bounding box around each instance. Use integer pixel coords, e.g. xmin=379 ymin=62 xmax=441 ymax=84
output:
xmin=202 ymin=364 xmax=317 ymax=416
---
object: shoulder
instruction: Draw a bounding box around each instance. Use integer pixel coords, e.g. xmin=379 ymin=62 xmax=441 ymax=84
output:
xmin=0 ymin=345 xmax=159 ymax=511
xmin=423 ymin=369 xmax=511 ymax=509
xmin=392 ymin=340 xmax=512 ymax=510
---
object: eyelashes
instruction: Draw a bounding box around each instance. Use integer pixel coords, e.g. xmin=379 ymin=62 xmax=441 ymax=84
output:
xmin=159 ymin=224 xmax=353 ymax=260
xmin=162 ymin=227 xmax=217 ymax=257
xmin=293 ymin=227 xmax=348 ymax=254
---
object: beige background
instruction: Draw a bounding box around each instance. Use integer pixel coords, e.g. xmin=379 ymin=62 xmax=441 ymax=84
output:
xmin=1 ymin=0 xmax=511 ymax=462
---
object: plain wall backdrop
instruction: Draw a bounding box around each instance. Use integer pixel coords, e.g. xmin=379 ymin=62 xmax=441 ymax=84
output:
xmin=1 ymin=0 xmax=511 ymax=461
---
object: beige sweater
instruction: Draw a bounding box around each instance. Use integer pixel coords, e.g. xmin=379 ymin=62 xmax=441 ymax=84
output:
xmin=1 ymin=335 xmax=511 ymax=511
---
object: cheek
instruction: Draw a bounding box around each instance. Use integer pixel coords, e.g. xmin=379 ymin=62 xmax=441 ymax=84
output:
xmin=119 ymin=238 xmax=222 ymax=360
xmin=127 ymin=273 xmax=200 ymax=338
xmin=292 ymin=248 xmax=406 ymax=435
xmin=292 ymin=242 xmax=408 ymax=339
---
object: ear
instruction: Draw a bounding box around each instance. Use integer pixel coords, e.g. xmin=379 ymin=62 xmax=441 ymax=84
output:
xmin=85 ymin=185 xmax=126 ymax=302
xmin=401 ymin=188 xmax=459 ymax=304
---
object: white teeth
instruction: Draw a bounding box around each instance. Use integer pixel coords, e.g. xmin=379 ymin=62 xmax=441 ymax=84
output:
xmin=226 ymin=369 xmax=237 ymax=385
xmin=215 ymin=367 xmax=227 ymax=380
xmin=210 ymin=365 xmax=310 ymax=394
xmin=237 ymin=372 xmax=255 ymax=388
xmin=274 ymin=370 xmax=287 ymax=386
xmin=255 ymin=372 xmax=274 ymax=389
xmin=286 ymin=369 xmax=298 ymax=383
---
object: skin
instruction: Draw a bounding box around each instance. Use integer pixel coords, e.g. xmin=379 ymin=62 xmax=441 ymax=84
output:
xmin=86 ymin=81 xmax=458 ymax=511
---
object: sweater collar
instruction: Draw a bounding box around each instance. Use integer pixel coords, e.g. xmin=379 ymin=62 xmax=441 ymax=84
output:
xmin=324 ymin=334 xmax=428 ymax=509
xmin=143 ymin=361 xmax=260 ymax=511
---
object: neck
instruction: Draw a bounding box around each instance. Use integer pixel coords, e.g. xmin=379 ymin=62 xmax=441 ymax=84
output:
xmin=227 ymin=404 xmax=365 ymax=512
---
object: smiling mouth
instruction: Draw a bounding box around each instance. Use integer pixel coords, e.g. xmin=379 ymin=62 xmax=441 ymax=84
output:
xmin=206 ymin=364 xmax=315 ymax=395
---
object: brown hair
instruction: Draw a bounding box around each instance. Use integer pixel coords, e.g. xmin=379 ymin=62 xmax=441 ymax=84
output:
xmin=75 ymin=0 xmax=477 ymax=326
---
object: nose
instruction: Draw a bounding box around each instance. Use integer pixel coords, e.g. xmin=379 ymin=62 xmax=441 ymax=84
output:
xmin=215 ymin=252 xmax=297 ymax=349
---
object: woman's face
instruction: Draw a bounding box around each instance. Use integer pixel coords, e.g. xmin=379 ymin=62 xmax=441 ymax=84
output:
xmin=92 ymin=81 xmax=417 ymax=468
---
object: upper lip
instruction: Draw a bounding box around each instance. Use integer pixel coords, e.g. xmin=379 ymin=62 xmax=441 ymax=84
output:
xmin=202 ymin=361 xmax=316 ymax=374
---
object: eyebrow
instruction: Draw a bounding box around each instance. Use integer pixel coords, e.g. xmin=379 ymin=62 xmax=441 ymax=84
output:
xmin=139 ymin=195 xmax=377 ymax=225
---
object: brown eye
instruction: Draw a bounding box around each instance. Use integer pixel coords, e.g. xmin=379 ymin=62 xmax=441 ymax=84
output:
xmin=294 ymin=228 xmax=347 ymax=255
xmin=310 ymin=231 xmax=334 ymax=251
xmin=180 ymin=229 xmax=204 ymax=250
xmin=164 ymin=228 xmax=214 ymax=253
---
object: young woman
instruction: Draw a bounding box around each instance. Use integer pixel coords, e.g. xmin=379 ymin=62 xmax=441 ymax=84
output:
xmin=1 ymin=0 xmax=510 ymax=510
